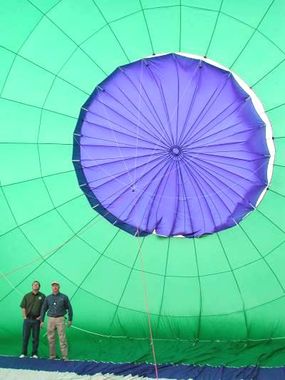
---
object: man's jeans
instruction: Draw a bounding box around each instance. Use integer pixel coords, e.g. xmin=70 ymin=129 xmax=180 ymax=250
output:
xmin=22 ymin=318 xmax=40 ymax=356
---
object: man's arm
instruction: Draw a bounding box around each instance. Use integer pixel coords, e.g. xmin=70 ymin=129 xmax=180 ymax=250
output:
xmin=40 ymin=297 xmax=48 ymax=323
xmin=21 ymin=308 xmax=27 ymax=319
xmin=20 ymin=296 xmax=27 ymax=320
xmin=65 ymin=296 xmax=73 ymax=326
xmin=36 ymin=294 xmax=46 ymax=320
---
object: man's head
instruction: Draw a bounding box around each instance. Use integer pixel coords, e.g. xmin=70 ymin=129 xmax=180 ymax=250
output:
xmin=32 ymin=281 xmax=40 ymax=293
xmin=51 ymin=281 xmax=60 ymax=295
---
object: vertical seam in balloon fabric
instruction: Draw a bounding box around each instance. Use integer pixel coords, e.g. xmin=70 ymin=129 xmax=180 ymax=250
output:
xmin=236 ymin=222 xmax=285 ymax=293
xmin=253 ymin=206 xmax=285 ymax=236
xmin=229 ymin=0 xmax=276 ymax=70
xmin=69 ymin=229 xmax=121 ymax=302
xmin=107 ymin=237 xmax=146 ymax=335
xmin=217 ymin=233 xmax=250 ymax=340
xmin=273 ymin=163 xmax=285 ymax=171
xmin=219 ymin=10 xmax=285 ymax=57
xmin=139 ymin=0 xmax=155 ymax=55
xmin=269 ymin=187 xmax=285 ymax=198
xmin=16 ymin=2 xmax=126 ymax=267
xmin=138 ymin=237 xmax=159 ymax=378
xmin=0 ymin=0 xmax=65 ymax=95
xmin=193 ymin=239 xmax=202 ymax=340
xmin=0 ymin=141 xmax=73 ymax=147
xmin=90 ymin=0 xmax=130 ymax=63
xmin=0 ymin=0 xmax=284 ymax=365
xmin=156 ymin=238 xmax=171 ymax=331
xmin=0 ymin=267 xmax=24 ymax=298
xmin=4 ymin=2 xmax=114 ymax=261
xmin=0 ymin=181 xmax=68 ymax=295
xmin=0 ymin=96 xmax=79 ymax=120
xmin=27 ymin=0 xmax=108 ymax=76
xmin=0 ymin=194 xmax=84 ymax=238
xmin=0 ymin=11 xmax=45 ymax=95
xmin=1 ymin=160 xmax=129 ymax=302
xmin=0 ymin=212 xmax=101 ymax=303
xmin=0 ymin=169 xmax=74 ymax=189
xmin=0 ymin=44 xmax=90 ymax=97
xmin=266 ymin=103 xmax=285 ymax=113
xmin=204 ymin=0 xmax=224 ymax=58
xmin=32 ymin=48 xmax=91 ymax=253
xmin=251 ymin=57 xmax=285 ymax=89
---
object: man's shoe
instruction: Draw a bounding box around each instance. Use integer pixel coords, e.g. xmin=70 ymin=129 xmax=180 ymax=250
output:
xmin=49 ymin=356 xmax=56 ymax=360
xmin=19 ymin=354 xmax=26 ymax=358
xmin=62 ymin=357 xmax=68 ymax=361
xmin=31 ymin=355 xmax=38 ymax=359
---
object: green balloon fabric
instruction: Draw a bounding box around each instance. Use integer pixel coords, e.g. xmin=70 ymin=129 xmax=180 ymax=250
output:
xmin=0 ymin=0 xmax=285 ymax=367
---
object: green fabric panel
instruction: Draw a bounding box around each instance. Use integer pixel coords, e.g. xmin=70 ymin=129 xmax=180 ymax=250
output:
xmin=111 ymin=13 xmax=154 ymax=61
xmin=20 ymin=17 xmax=76 ymax=73
xmin=181 ymin=7 xmax=218 ymax=56
xmin=144 ymin=7 xmax=180 ymax=53
xmin=0 ymin=0 xmax=285 ymax=367
xmin=0 ymin=189 xmax=17 ymax=234
xmin=221 ymin=0 xmax=273 ymax=27
xmin=47 ymin=0 xmax=106 ymax=44
xmin=82 ymin=28 xmax=128 ymax=74
xmin=259 ymin=0 xmax=285 ymax=52
xmin=59 ymin=49 xmax=106 ymax=94
xmin=205 ymin=13 xmax=253 ymax=66
xmin=95 ymin=0 xmax=141 ymax=21
xmin=3 ymin=180 xmax=54 ymax=224
xmin=0 ymin=98 xmax=40 ymax=143
xmin=2 ymin=56 xmax=55 ymax=107
xmin=0 ymin=1 xmax=42 ymax=51
xmin=0 ymin=145 xmax=41 ymax=185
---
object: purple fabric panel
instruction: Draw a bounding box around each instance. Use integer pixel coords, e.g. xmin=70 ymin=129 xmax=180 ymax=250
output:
xmin=76 ymin=53 xmax=269 ymax=237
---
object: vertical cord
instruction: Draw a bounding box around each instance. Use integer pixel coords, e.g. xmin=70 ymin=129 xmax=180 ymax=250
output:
xmin=138 ymin=232 xmax=159 ymax=379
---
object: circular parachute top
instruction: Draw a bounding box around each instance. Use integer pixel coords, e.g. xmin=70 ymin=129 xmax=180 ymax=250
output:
xmin=74 ymin=53 xmax=271 ymax=237
xmin=0 ymin=0 xmax=285 ymax=370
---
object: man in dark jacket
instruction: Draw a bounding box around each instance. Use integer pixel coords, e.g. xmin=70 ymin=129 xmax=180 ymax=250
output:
xmin=19 ymin=280 xmax=45 ymax=358
xmin=40 ymin=281 xmax=73 ymax=360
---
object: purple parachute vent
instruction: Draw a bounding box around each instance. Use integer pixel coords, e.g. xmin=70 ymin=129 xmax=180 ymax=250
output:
xmin=73 ymin=53 xmax=270 ymax=237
